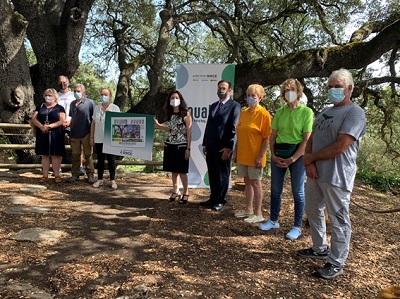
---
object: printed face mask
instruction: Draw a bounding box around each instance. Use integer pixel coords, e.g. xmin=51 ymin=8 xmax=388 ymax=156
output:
xmin=45 ymin=96 xmax=54 ymax=104
xmin=170 ymin=99 xmax=180 ymax=107
xmin=285 ymin=91 xmax=297 ymax=103
xmin=246 ymin=96 xmax=258 ymax=106
xmin=217 ymin=89 xmax=227 ymax=98
xmin=74 ymin=92 xmax=83 ymax=100
xmin=328 ymin=88 xmax=345 ymax=104
xmin=59 ymin=83 xmax=68 ymax=90
xmin=101 ymin=95 xmax=109 ymax=103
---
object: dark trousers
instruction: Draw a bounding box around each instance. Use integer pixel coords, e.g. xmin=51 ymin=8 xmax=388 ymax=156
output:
xmin=206 ymin=150 xmax=232 ymax=204
xmin=95 ymin=143 xmax=116 ymax=180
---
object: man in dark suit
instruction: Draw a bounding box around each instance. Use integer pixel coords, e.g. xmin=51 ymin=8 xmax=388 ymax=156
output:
xmin=201 ymin=80 xmax=241 ymax=211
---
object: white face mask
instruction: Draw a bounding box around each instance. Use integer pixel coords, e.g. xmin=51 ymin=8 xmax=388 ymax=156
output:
xmin=285 ymin=91 xmax=298 ymax=103
xmin=170 ymin=99 xmax=180 ymax=107
xmin=45 ymin=96 xmax=54 ymax=104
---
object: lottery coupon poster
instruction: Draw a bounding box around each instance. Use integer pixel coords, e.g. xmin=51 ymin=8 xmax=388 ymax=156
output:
xmin=102 ymin=112 xmax=155 ymax=160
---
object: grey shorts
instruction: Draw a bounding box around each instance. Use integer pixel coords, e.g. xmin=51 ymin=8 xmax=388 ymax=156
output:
xmin=237 ymin=163 xmax=264 ymax=180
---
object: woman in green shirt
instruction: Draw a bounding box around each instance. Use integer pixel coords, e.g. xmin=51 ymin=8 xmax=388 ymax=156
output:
xmin=259 ymin=79 xmax=313 ymax=240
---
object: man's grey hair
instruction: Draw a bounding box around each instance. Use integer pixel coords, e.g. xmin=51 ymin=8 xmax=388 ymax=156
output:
xmin=74 ymin=83 xmax=86 ymax=93
xmin=58 ymin=75 xmax=69 ymax=83
xmin=328 ymin=68 xmax=354 ymax=88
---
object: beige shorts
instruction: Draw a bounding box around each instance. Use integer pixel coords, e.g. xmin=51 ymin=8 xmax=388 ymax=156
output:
xmin=237 ymin=163 xmax=264 ymax=180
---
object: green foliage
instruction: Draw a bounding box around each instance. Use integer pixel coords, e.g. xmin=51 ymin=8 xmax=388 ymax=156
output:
xmin=25 ymin=44 xmax=37 ymax=66
xmin=357 ymin=133 xmax=400 ymax=192
xmin=0 ymin=132 xmax=9 ymax=144
xmin=85 ymin=0 xmax=157 ymax=66
xmin=120 ymin=164 xmax=146 ymax=172
xmin=152 ymin=128 xmax=167 ymax=164
xmin=71 ymin=63 xmax=117 ymax=106
xmin=356 ymin=170 xmax=400 ymax=192
xmin=357 ymin=134 xmax=400 ymax=175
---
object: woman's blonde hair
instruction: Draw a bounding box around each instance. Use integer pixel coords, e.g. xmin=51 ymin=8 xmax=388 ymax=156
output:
xmin=246 ymin=84 xmax=265 ymax=99
xmin=280 ymin=79 xmax=303 ymax=101
xmin=43 ymin=88 xmax=59 ymax=102
xmin=100 ymin=87 xmax=113 ymax=100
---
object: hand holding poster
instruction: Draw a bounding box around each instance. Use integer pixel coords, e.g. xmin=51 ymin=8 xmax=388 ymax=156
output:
xmin=103 ymin=112 xmax=155 ymax=160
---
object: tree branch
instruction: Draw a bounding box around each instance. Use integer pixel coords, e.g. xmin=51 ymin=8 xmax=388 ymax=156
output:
xmin=235 ymin=18 xmax=400 ymax=91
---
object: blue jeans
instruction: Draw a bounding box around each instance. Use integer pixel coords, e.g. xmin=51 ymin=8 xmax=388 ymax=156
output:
xmin=270 ymin=156 xmax=305 ymax=227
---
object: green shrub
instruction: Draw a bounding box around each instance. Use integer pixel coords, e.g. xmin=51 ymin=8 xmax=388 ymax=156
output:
xmin=356 ymin=170 xmax=400 ymax=192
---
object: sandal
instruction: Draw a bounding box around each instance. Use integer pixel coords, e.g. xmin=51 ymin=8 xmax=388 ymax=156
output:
xmin=92 ymin=180 xmax=103 ymax=188
xmin=169 ymin=192 xmax=181 ymax=202
xmin=54 ymin=177 xmax=62 ymax=183
xmin=110 ymin=180 xmax=118 ymax=189
xmin=179 ymin=194 xmax=189 ymax=204
xmin=39 ymin=177 xmax=49 ymax=183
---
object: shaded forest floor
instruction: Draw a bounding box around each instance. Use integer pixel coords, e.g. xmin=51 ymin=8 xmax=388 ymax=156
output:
xmin=0 ymin=170 xmax=399 ymax=298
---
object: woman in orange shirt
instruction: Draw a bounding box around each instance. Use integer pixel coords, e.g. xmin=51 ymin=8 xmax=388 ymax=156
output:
xmin=234 ymin=84 xmax=272 ymax=223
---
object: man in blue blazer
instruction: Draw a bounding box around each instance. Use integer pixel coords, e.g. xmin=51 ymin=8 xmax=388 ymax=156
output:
xmin=201 ymin=80 xmax=241 ymax=211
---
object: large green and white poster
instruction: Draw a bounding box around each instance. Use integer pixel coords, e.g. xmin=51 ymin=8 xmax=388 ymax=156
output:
xmin=176 ymin=64 xmax=236 ymax=188
xmin=103 ymin=112 xmax=155 ymax=160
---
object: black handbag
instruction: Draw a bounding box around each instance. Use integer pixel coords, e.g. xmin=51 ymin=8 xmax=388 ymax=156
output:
xmin=274 ymin=143 xmax=299 ymax=158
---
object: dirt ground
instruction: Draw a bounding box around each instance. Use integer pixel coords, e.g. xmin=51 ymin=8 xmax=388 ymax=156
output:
xmin=0 ymin=170 xmax=399 ymax=299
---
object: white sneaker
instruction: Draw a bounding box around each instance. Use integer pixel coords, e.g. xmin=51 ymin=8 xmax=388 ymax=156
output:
xmin=234 ymin=210 xmax=254 ymax=218
xmin=244 ymin=215 xmax=264 ymax=223
xmin=92 ymin=180 xmax=103 ymax=188
xmin=110 ymin=180 xmax=118 ymax=189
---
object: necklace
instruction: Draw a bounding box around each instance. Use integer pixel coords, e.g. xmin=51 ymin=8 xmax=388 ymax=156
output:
xmin=45 ymin=106 xmax=54 ymax=125
xmin=101 ymin=103 xmax=110 ymax=114
xmin=99 ymin=104 xmax=110 ymax=122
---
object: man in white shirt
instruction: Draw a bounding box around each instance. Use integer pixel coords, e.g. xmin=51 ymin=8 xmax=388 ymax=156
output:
xmin=57 ymin=76 xmax=74 ymax=129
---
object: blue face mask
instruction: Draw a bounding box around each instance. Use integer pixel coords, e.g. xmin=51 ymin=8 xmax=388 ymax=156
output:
xmin=328 ymin=88 xmax=345 ymax=104
xmin=74 ymin=92 xmax=83 ymax=100
xmin=246 ymin=96 xmax=258 ymax=106
xmin=101 ymin=95 xmax=109 ymax=103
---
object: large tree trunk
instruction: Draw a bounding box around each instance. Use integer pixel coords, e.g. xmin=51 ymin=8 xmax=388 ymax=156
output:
xmin=1 ymin=0 xmax=95 ymax=163
xmin=0 ymin=0 xmax=37 ymax=163
xmin=12 ymin=0 xmax=95 ymax=105
xmin=128 ymin=7 xmax=174 ymax=116
xmin=112 ymin=20 xmax=146 ymax=111
xmin=114 ymin=5 xmax=174 ymax=112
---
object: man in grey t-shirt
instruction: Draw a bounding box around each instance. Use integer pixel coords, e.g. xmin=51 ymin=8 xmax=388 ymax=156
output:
xmin=297 ymin=69 xmax=366 ymax=279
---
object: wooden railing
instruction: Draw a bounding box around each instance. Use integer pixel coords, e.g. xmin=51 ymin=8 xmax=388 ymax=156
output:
xmin=0 ymin=123 xmax=163 ymax=169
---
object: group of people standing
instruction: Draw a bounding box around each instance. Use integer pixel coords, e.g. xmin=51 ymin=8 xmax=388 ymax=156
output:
xmin=31 ymin=76 xmax=120 ymax=189
xmin=31 ymin=68 xmax=365 ymax=280
xmin=156 ymin=69 xmax=366 ymax=280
